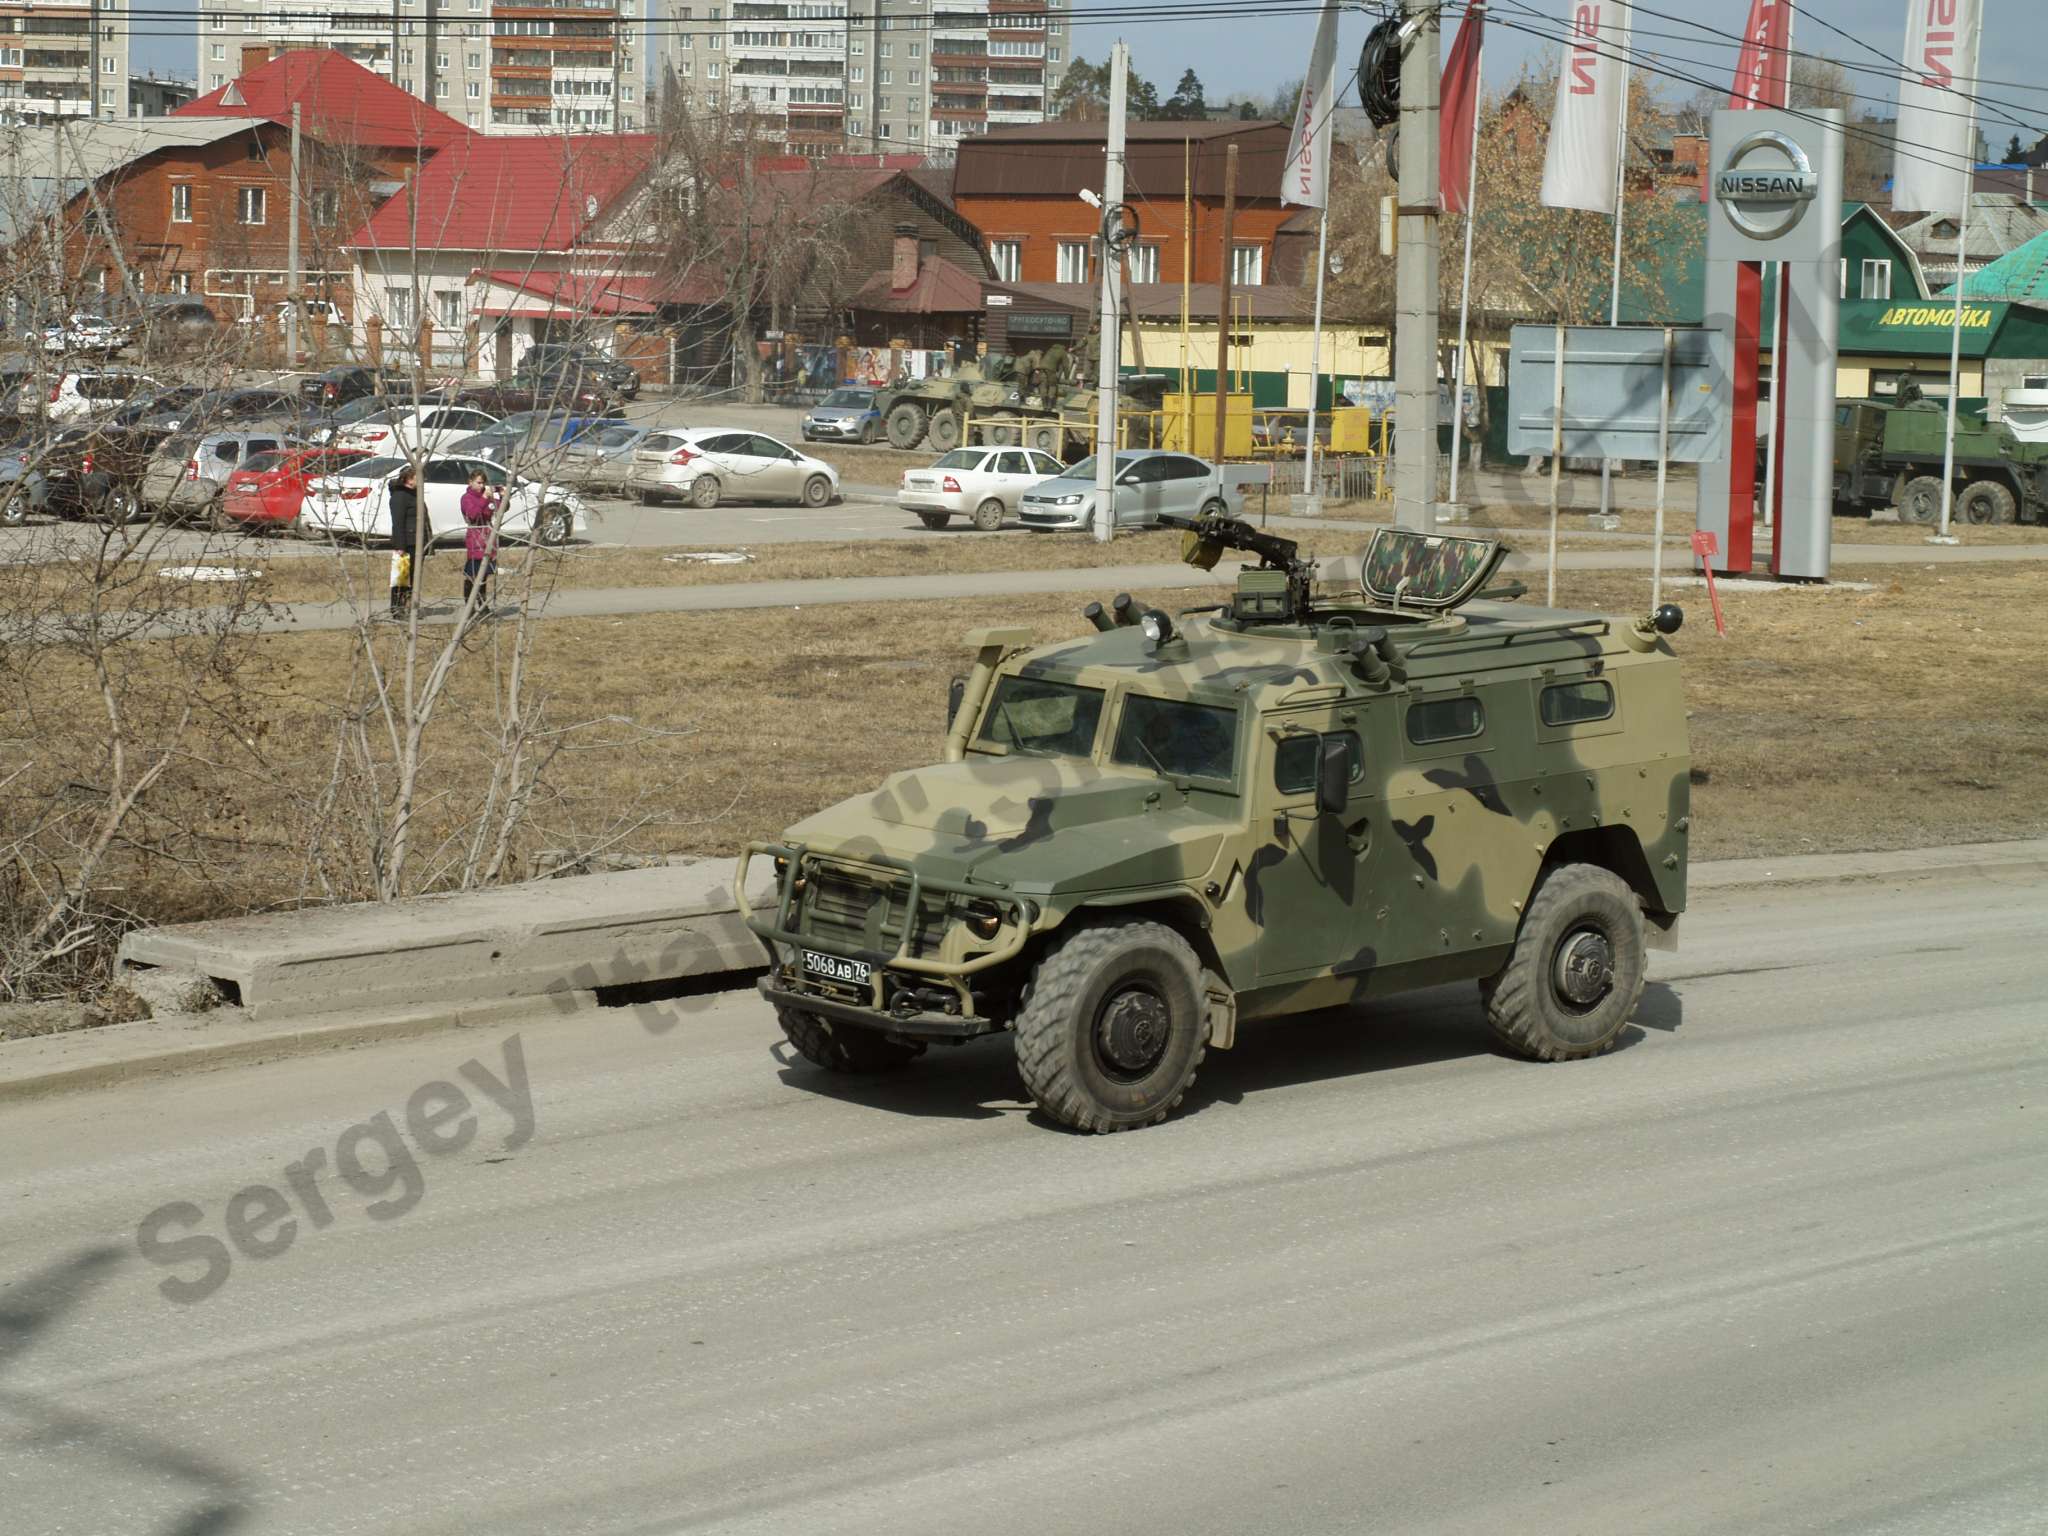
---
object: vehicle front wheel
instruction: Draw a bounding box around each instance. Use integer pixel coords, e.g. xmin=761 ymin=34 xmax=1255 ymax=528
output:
xmin=1028 ymin=423 xmax=1061 ymax=455
xmin=972 ymin=497 xmax=1004 ymax=532
xmin=1958 ymin=480 xmax=2014 ymax=526
xmin=1013 ymin=919 xmax=1209 ymax=1134
xmin=1898 ymin=475 xmax=1944 ymax=525
xmin=98 ymin=486 xmax=141 ymax=525
xmin=1481 ymin=863 xmax=1646 ymax=1062
xmin=801 ymin=473 xmax=833 ymax=508
xmin=777 ymin=1005 xmax=923 ymax=1073
xmin=690 ymin=475 xmax=721 ymax=510
xmin=535 ymin=503 xmax=574 ymax=546
xmin=885 ymin=402 xmax=925 ymax=450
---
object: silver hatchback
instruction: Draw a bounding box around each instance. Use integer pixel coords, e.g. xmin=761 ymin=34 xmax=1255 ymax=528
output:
xmin=143 ymin=427 xmax=294 ymax=519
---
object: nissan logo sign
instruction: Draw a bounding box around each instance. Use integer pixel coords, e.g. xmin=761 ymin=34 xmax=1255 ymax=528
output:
xmin=1714 ymin=129 xmax=1820 ymax=240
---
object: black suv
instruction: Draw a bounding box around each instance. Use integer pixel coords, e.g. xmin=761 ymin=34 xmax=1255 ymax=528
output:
xmin=516 ymin=343 xmax=640 ymax=402
xmin=33 ymin=425 xmax=174 ymax=521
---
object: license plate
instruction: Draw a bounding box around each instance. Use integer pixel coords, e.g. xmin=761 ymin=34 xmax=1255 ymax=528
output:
xmin=802 ymin=950 xmax=870 ymax=985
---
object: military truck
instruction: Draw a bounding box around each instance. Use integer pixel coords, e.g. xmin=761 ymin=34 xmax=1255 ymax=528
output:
xmin=1817 ymin=386 xmax=2046 ymax=525
xmin=738 ymin=523 xmax=1691 ymax=1134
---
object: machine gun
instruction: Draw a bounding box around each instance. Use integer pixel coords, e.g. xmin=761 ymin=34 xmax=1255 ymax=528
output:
xmin=1159 ymin=512 xmax=1317 ymax=625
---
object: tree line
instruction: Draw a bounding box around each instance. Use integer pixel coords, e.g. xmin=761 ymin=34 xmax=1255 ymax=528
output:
xmin=1049 ymin=58 xmax=1301 ymax=126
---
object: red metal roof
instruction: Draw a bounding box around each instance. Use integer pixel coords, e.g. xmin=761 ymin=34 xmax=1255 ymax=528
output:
xmin=477 ymin=269 xmax=660 ymax=317
xmin=175 ymin=49 xmax=470 ymax=150
xmin=346 ymin=134 xmax=659 ymax=254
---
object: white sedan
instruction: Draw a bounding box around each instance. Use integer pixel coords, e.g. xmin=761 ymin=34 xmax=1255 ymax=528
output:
xmin=899 ymin=446 xmax=1066 ymax=531
xmin=297 ymin=454 xmax=589 ymax=547
xmin=332 ymin=404 xmax=499 ymax=457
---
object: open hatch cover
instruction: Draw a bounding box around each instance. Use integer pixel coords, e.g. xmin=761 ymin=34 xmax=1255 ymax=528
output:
xmin=1359 ymin=527 xmax=1508 ymax=611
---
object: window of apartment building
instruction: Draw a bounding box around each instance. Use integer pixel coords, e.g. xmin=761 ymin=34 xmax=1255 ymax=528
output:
xmin=100 ymin=87 xmax=115 ymax=110
xmin=907 ymin=96 xmax=921 ymax=112
xmin=210 ymin=73 xmax=224 ymax=88
xmin=849 ymin=65 xmax=863 ymax=80
xmin=877 ymin=94 xmax=890 ymax=109
xmin=401 ymin=48 xmax=414 ymax=65
xmin=706 ymin=60 xmax=720 ymax=77
xmin=880 ymin=42 xmax=892 ymax=56
xmin=679 ymin=34 xmax=691 ymax=47
xmin=1231 ymin=244 xmax=1263 ymax=286
xmin=209 ymin=10 xmax=225 ymax=26
xmin=464 ymin=22 xmax=481 ymax=35
xmin=238 ymin=187 xmax=266 ymax=225
xmin=1128 ymin=244 xmax=1160 ymax=283
xmin=436 ymin=51 xmax=448 ymax=68
xmin=1048 ymin=46 xmax=1060 ymax=61
xmin=710 ymin=33 xmax=722 ymax=48
xmin=851 ymin=38 xmax=863 ymax=53
xmin=312 ymin=188 xmax=338 ymax=224
xmin=850 ymin=92 xmax=864 ymax=108
xmin=1056 ymin=239 xmax=1090 ymax=283
xmin=246 ymin=139 xmax=264 ymax=161
xmin=908 ymin=68 xmax=920 ymax=82
xmin=878 ymin=68 xmax=891 ymax=83
xmin=466 ymin=51 xmax=479 ymax=67
xmin=622 ymin=84 xmax=634 ymax=101
xmin=908 ymin=122 xmax=921 ymax=138
xmin=384 ymin=287 xmax=413 ymax=327
xmin=166 ymin=271 xmax=191 ymax=295
xmin=170 ymin=183 xmax=192 ymax=223
xmin=436 ymin=291 xmax=462 ymax=330
xmin=909 ymin=41 xmax=920 ymax=56
xmin=878 ymin=122 xmax=891 ymax=138
xmin=1861 ymin=258 xmax=1893 ymax=300
xmin=436 ymin=79 xmax=449 ymax=97
xmin=209 ymin=42 xmax=223 ymax=60
xmin=989 ymin=240 xmax=1021 ymax=282
xmin=467 ymin=112 xmax=479 ymax=127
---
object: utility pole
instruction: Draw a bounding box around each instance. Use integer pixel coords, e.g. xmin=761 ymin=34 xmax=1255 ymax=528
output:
xmin=1091 ymin=38 xmax=1127 ymax=545
xmin=1392 ymin=0 xmax=1440 ymax=531
xmin=1213 ymin=142 xmax=1237 ymax=465
xmin=287 ymin=103 xmax=302 ymax=365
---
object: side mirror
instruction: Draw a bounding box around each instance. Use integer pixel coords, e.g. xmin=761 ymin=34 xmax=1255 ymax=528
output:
xmin=946 ymin=675 xmax=967 ymax=727
xmin=1316 ymin=737 xmax=1349 ymax=815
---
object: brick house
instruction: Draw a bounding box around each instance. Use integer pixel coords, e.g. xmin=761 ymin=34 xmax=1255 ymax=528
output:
xmin=951 ymin=120 xmax=1292 ymax=290
xmin=60 ymin=50 xmax=468 ymax=321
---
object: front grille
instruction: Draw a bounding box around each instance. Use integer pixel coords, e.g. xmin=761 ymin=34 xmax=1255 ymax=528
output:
xmin=798 ymin=865 xmax=947 ymax=956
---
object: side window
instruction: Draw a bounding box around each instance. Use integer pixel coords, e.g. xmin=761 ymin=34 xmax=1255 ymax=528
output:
xmin=698 ymin=433 xmax=746 ymax=454
xmin=423 ymin=460 xmax=467 ymax=484
xmin=1540 ymin=680 xmax=1615 ymax=727
xmin=249 ymin=439 xmax=279 ymax=456
xmin=1274 ymin=730 xmax=1364 ymax=795
xmin=997 ymin=451 xmax=1029 ymax=475
xmin=1167 ymin=456 xmax=1208 ymax=480
xmin=1406 ymin=697 xmax=1485 ymax=745
xmin=1030 ymin=451 xmax=1064 ymax=476
xmin=418 ymin=409 xmax=447 ymax=430
xmin=750 ymin=434 xmax=794 ymax=459
xmin=213 ymin=442 xmax=238 ymax=462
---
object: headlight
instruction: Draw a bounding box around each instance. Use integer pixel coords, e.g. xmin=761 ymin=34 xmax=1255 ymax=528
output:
xmin=964 ymin=900 xmax=1005 ymax=940
xmin=1053 ymin=493 xmax=1084 ymax=506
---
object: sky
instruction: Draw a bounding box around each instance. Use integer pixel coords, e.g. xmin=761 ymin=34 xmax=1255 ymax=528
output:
xmin=128 ymin=0 xmax=2048 ymax=152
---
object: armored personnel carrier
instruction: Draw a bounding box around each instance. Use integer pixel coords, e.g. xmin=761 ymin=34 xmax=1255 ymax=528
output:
xmin=739 ymin=523 xmax=1690 ymax=1133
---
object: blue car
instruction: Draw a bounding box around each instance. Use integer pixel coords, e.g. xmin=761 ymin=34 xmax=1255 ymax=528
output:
xmin=802 ymin=387 xmax=881 ymax=445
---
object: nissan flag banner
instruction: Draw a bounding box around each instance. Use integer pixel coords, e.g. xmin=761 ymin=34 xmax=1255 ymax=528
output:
xmin=1281 ymin=2 xmax=1339 ymax=208
xmin=1540 ymin=0 xmax=1634 ymax=214
xmin=1894 ymin=0 xmax=1983 ymax=216
xmin=1728 ymin=0 xmax=1791 ymax=110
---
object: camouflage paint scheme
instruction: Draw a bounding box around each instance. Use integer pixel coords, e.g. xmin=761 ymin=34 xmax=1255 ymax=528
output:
xmin=742 ymin=545 xmax=1690 ymax=1048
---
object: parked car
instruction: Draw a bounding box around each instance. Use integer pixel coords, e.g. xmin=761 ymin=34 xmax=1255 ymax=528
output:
xmin=303 ymin=392 xmax=393 ymax=444
xmin=299 ymin=453 xmax=588 ymax=547
xmin=109 ymin=384 xmax=209 ymax=428
xmin=142 ymin=427 xmax=296 ymax=520
xmin=626 ymin=428 xmax=838 ymax=509
xmin=135 ymin=297 xmax=220 ymax=352
xmin=802 ymin=387 xmax=882 ymax=445
xmin=0 ymin=430 xmax=44 ymax=526
xmin=299 ymin=365 xmax=406 ymax=409
xmin=31 ymin=425 xmax=174 ymax=522
xmin=44 ymin=369 xmax=156 ymax=424
xmin=140 ymin=386 xmax=302 ymax=432
xmin=446 ymin=383 xmax=537 ymax=417
xmin=34 ymin=313 xmax=131 ymax=357
xmin=516 ymin=342 xmax=640 ymax=401
xmin=555 ymin=423 xmax=650 ymax=493
xmin=333 ymin=403 xmax=498 ymax=456
xmin=898 ymin=445 xmax=1064 ymax=531
xmin=218 ymin=445 xmax=368 ymax=531
xmin=512 ymin=357 xmax=620 ymax=413
xmin=1018 ymin=450 xmax=1238 ymax=532
xmin=447 ymin=413 xmax=624 ymax=474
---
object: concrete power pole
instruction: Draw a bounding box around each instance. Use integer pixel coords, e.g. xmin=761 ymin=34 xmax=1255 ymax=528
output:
xmin=287 ymin=103 xmax=302 ymax=365
xmin=1392 ymin=0 xmax=1441 ymax=532
xmin=1091 ymin=38 xmax=1127 ymax=545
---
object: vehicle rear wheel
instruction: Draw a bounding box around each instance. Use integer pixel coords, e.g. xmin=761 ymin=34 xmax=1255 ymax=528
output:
xmin=1898 ymin=474 xmax=1944 ymax=525
xmin=1013 ymin=919 xmax=1209 ymax=1134
xmin=885 ymin=402 xmax=925 ymax=450
xmin=98 ymin=486 xmax=140 ymax=525
xmin=690 ymin=475 xmax=721 ymax=510
xmin=985 ymin=414 xmax=1020 ymax=447
xmin=1198 ymin=497 xmax=1228 ymax=520
xmin=1 ymin=488 xmax=26 ymax=528
xmin=801 ymin=474 xmax=833 ymax=508
xmin=638 ymin=487 xmax=661 ymax=506
xmin=972 ymin=497 xmax=1004 ymax=532
xmin=776 ymin=1004 xmax=923 ymax=1074
xmin=859 ymin=419 xmax=877 ymax=445
xmin=535 ymin=503 xmax=574 ymax=546
xmin=1957 ymin=480 xmax=2014 ymax=526
xmin=1028 ymin=423 xmax=1061 ymax=455
xmin=1481 ymin=863 xmax=1646 ymax=1062
xmin=917 ymin=511 xmax=951 ymax=530
xmin=926 ymin=410 xmax=961 ymax=453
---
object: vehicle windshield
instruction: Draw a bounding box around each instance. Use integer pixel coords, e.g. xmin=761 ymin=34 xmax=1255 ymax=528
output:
xmin=329 ymin=395 xmax=388 ymax=424
xmin=333 ymin=455 xmax=405 ymax=480
xmin=1059 ymin=453 xmax=1139 ymax=482
xmin=593 ymin=426 xmax=642 ymax=448
xmin=1111 ymin=695 xmax=1239 ymax=784
xmin=241 ymin=452 xmax=284 ymax=475
xmin=976 ymin=677 xmax=1105 ymax=758
xmin=822 ymin=389 xmax=873 ymax=408
xmin=357 ymin=408 xmax=403 ymax=426
xmin=933 ymin=450 xmax=984 ymax=470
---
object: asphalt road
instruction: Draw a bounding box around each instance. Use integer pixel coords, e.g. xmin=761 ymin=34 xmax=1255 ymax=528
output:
xmin=3 ymin=867 xmax=2043 ymax=1534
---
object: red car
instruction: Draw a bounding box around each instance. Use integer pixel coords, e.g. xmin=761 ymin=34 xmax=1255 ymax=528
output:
xmin=219 ymin=446 xmax=368 ymax=530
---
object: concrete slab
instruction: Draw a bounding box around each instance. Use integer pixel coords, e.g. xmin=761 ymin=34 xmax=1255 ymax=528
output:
xmin=116 ymin=857 xmax=774 ymax=1022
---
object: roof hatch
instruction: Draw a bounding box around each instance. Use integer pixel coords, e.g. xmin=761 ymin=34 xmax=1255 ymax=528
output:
xmin=1359 ymin=528 xmax=1508 ymax=611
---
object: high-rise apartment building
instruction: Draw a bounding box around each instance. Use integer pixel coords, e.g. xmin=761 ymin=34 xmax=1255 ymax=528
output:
xmin=199 ymin=4 xmax=641 ymax=135
xmin=654 ymin=0 xmax=1065 ymax=156
xmin=0 ymin=0 xmax=131 ymax=121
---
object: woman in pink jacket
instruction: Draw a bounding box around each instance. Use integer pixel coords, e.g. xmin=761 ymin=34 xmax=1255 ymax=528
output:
xmin=460 ymin=470 xmax=501 ymax=615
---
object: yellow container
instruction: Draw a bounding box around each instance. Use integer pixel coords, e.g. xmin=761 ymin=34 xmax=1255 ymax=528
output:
xmin=1328 ymin=407 xmax=1376 ymax=453
xmin=1161 ymin=391 xmax=1255 ymax=459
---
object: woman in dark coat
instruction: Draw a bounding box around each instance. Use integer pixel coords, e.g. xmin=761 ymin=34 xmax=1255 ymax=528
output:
xmin=387 ymin=464 xmax=421 ymax=619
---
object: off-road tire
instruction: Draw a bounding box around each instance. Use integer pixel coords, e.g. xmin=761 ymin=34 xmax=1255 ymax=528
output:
xmin=690 ymin=475 xmax=721 ymax=510
xmin=1899 ymin=474 xmax=1944 ymax=525
xmin=801 ymin=474 xmax=833 ymax=508
xmin=1013 ymin=919 xmax=1209 ymax=1134
xmin=535 ymin=503 xmax=574 ymax=546
xmin=776 ymin=1004 xmax=923 ymax=1073
xmin=985 ymin=415 xmax=1020 ymax=447
xmin=1482 ymin=863 xmax=1646 ymax=1062
xmin=926 ymin=410 xmax=962 ymax=453
xmin=917 ymin=511 xmax=951 ymax=529
xmin=1958 ymin=480 xmax=2014 ymax=526
xmin=1028 ymin=423 xmax=1061 ymax=455
xmin=972 ymin=497 xmax=1004 ymax=532
xmin=885 ymin=402 xmax=925 ymax=450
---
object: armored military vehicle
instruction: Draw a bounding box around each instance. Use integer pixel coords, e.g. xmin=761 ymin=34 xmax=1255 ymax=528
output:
xmin=739 ymin=522 xmax=1690 ymax=1134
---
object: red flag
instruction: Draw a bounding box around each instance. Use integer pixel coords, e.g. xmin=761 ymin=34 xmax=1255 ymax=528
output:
xmin=1440 ymin=1 xmax=1485 ymax=213
xmin=1729 ymin=0 xmax=1791 ymax=110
